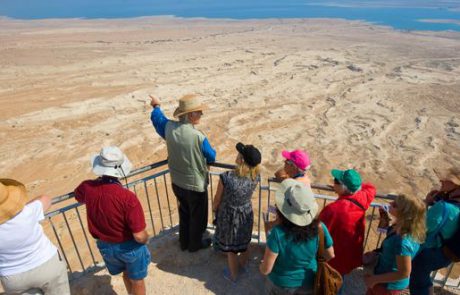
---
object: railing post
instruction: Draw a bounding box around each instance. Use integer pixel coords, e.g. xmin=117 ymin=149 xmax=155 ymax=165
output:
xmin=144 ymin=181 xmax=157 ymax=235
xmin=75 ymin=207 xmax=97 ymax=267
xmin=49 ymin=217 xmax=72 ymax=273
xmin=62 ymin=211 xmax=85 ymax=272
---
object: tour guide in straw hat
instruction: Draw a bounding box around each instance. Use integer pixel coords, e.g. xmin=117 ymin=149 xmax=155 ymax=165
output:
xmin=150 ymin=94 xmax=216 ymax=252
xmin=74 ymin=146 xmax=150 ymax=295
xmin=0 ymin=179 xmax=70 ymax=294
xmin=259 ymin=179 xmax=335 ymax=294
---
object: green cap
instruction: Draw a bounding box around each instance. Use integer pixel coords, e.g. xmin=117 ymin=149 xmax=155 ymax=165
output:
xmin=331 ymin=169 xmax=362 ymax=193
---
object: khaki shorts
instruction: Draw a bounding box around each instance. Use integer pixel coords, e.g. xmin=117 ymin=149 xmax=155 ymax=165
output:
xmin=0 ymin=253 xmax=70 ymax=295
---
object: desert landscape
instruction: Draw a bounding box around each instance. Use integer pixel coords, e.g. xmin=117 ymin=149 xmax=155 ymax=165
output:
xmin=1 ymin=16 xmax=459 ymax=198
xmin=0 ymin=16 xmax=460 ymax=294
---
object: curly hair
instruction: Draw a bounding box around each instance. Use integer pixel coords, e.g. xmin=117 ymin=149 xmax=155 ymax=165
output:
xmin=394 ymin=194 xmax=426 ymax=243
xmin=277 ymin=208 xmax=319 ymax=243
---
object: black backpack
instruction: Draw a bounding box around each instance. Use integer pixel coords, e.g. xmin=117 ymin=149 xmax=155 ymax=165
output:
xmin=441 ymin=201 xmax=460 ymax=262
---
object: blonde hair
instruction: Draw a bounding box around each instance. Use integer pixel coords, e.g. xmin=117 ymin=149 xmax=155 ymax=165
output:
xmin=235 ymin=162 xmax=260 ymax=181
xmin=395 ymin=194 xmax=426 ymax=243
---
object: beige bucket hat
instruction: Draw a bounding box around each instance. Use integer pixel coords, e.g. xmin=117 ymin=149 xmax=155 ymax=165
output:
xmin=434 ymin=167 xmax=460 ymax=186
xmin=173 ymin=94 xmax=208 ymax=118
xmin=0 ymin=179 xmax=28 ymax=224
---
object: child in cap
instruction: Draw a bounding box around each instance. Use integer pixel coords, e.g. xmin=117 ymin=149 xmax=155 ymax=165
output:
xmin=213 ymin=142 xmax=261 ymax=283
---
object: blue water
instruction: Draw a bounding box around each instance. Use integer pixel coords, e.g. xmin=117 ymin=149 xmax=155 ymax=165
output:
xmin=1 ymin=0 xmax=460 ymax=32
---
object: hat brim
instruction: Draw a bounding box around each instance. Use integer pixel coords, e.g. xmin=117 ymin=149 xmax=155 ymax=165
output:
xmin=281 ymin=150 xmax=291 ymax=161
xmin=434 ymin=168 xmax=460 ymax=186
xmin=331 ymin=169 xmax=344 ymax=182
xmin=275 ymin=179 xmax=315 ymax=226
xmin=236 ymin=142 xmax=245 ymax=154
xmin=0 ymin=179 xmax=28 ymax=224
xmin=173 ymin=104 xmax=208 ymax=118
xmin=91 ymin=154 xmax=133 ymax=178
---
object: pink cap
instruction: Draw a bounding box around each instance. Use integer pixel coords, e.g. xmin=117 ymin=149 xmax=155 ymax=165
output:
xmin=281 ymin=150 xmax=311 ymax=171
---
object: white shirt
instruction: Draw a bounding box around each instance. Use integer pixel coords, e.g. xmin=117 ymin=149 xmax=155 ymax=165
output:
xmin=0 ymin=200 xmax=57 ymax=276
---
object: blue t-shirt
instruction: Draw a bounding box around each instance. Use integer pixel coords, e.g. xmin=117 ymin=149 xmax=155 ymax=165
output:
xmin=424 ymin=201 xmax=460 ymax=249
xmin=374 ymin=233 xmax=420 ymax=290
xmin=267 ymin=222 xmax=333 ymax=288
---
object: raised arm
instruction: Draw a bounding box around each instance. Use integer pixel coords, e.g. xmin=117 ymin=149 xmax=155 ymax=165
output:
xmin=150 ymin=95 xmax=169 ymax=139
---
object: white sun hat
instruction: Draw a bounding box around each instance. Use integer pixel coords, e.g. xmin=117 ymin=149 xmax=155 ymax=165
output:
xmin=91 ymin=146 xmax=133 ymax=178
xmin=275 ymin=179 xmax=319 ymax=226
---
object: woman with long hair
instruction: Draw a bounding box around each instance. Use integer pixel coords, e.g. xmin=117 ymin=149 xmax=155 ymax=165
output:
xmin=259 ymin=179 xmax=334 ymax=294
xmin=213 ymin=142 xmax=261 ymax=282
xmin=364 ymin=194 xmax=426 ymax=295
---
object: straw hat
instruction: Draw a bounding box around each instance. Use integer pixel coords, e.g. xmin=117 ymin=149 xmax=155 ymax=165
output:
xmin=275 ymin=179 xmax=318 ymax=226
xmin=173 ymin=94 xmax=208 ymax=118
xmin=91 ymin=146 xmax=133 ymax=179
xmin=434 ymin=167 xmax=460 ymax=186
xmin=0 ymin=179 xmax=28 ymax=224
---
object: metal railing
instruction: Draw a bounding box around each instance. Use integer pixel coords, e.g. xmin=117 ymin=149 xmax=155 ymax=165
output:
xmin=43 ymin=160 xmax=459 ymax=289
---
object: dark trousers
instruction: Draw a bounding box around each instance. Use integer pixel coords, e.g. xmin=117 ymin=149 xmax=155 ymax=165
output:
xmin=409 ymin=247 xmax=451 ymax=295
xmin=172 ymin=183 xmax=208 ymax=251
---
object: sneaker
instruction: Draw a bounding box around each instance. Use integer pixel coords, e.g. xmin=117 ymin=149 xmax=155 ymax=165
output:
xmin=223 ymin=267 xmax=237 ymax=284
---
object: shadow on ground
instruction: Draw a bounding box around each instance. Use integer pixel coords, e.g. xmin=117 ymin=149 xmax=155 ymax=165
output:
xmin=150 ymin=231 xmax=266 ymax=295
xmin=70 ymin=272 xmax=116 ymax=295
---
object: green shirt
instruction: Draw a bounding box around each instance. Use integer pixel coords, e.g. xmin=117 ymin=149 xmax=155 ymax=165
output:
xmin=374 ymin=233 xmax=420 ymax=290
xmin=424 ymin=201 xmax=460 ymax=249
xmin=267 ymin=222 xmax=333 ymax=288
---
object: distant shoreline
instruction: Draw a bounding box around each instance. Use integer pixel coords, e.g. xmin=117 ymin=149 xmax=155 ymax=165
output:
xmin=1 ymin=2 xmax=460 ymax=32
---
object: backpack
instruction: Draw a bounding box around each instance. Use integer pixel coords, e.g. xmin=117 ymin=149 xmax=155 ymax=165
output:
xmin=314 ymin=224 xmax=343 ymax=295
xmin=441 ymin=201 xmax=460 ymax=262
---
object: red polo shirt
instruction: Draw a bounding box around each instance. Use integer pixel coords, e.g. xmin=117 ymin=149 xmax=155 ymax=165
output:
xmin=319 ymin=183 xmax=376 ymax=275
xmin=75 ymin=177 xmax=146 ymax=243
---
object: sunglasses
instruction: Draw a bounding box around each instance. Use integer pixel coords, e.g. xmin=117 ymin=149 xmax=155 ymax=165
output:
xmin=284 ymin=160 xmax=295 ymax=166
xmin=333 ymin=178 xmax=341 ymax=185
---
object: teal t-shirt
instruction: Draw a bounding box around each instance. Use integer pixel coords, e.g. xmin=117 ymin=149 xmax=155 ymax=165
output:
xmin=374 ymin=233 xmax=420 ymax=290
xmin=267 ymin=222 xmax=333 ymax=288
xmin=424 ymin=201 xmax=460 ymax=249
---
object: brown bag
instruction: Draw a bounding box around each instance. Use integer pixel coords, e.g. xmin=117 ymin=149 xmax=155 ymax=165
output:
xmin=313 ymin=225 xmax=343 ymax=295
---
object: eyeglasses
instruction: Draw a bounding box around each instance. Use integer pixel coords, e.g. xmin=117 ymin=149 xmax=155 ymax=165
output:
xmin=284 ymin=160 xmax=295 ymax=166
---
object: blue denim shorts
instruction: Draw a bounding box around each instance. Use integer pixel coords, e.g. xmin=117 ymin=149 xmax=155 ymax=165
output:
xmin=96 ymin=240 xmax=151 ymax=280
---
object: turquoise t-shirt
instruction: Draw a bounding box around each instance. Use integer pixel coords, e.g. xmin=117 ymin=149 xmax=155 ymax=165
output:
xmin=374 ymin=233 xmax=420 ymax=290
xmin=267 ymin=222 xmax=333 ymax=288
xmin=424 ymin=201 xmax=460 ymax=249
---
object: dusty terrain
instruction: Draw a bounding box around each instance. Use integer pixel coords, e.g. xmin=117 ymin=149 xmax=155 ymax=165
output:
xmin=1 ymin=16 xmax=460 ymax=294
xmin=1 ymin=16 xmax=459 ymax=199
